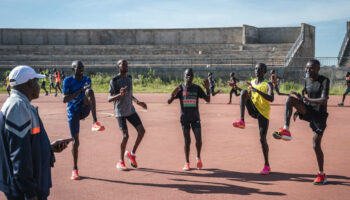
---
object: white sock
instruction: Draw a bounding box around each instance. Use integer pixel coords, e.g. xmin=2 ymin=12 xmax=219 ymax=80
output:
xmin=283 ymin=125 xmax=289 ymax=130
xmin=319 ymin=171 xmax=324 ymax=175
xmin=131 ymin=151 xmax=135 ymax=156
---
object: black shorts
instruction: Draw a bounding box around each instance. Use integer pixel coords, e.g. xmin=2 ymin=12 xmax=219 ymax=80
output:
xmin=298 ymin=105 xmax=328 ymax=135
xmin=41 ymin=81 xmax=46 ymax=87
xmin=180 ymin=116 xmax=201 ymax=130
xmin=210 ymin=86 xmax=215 ymax=93
xmin=246 ymin=98 xmax=262 ymax=119
xmin=116 ymin=112 xmax=142 ymax=131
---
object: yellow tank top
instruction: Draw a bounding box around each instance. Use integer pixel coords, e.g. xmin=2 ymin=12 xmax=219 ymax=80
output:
xmin=6 ymin=76 xmax=10 ymax=87
xmin=251 ymin=78 xmax=270 ymax=120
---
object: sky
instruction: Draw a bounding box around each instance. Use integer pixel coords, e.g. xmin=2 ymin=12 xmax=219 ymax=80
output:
xmin=0 ymin=0 xmax=349 ymax=57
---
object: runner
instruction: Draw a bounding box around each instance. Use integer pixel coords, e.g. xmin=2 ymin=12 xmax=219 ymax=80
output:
xmin=39 ymin=68 xmax=49 ymax=96
xmin=168 ymin=68 xmax=210 ymax=171
xmin=63 ymin=60 xmax=105 ymax=180
xmin=338 ymin=72 xmax=350 ymax=106
xmin=48 ymin=70 xmax=55 ymax=94
xmin=272 ymin=59 xmax=329 ymax=185
xmin=54 ymin=68 xmax=62 ymax=97
xmin=232 ymin=63 xmax=274 ymax=175
xmin=208 ymin=72 xmax=222 ymax=97
xmin=270 ymin=69 xmax=288 ymax=96
xmin=108 ymin=59 xmax=147 ymax=171
xmin=227 ymin=72 xmax=240 ymax=104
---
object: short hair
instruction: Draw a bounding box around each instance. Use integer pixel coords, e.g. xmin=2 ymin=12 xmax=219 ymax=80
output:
xmin=256 ymin=63 xmax=267 ymax=73
xmin=185 ymin=68 xmax=193 ymax=74
xmin=117 ymin=59 xmax=127 ymax=67
xmin=307 ymin=59 xmax=320 ymax=69
xmin=72 ymin=60 xmax=84 ymax=69
xmin=270 ymin=69 xmax=275 ymax=73
xmin=230 ymin=72 xmax=235 ymax=76
xmin=346 ymin=72 xmax=350 ymax=76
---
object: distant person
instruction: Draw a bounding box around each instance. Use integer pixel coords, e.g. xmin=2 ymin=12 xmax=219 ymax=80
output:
xmin=227 ymin=72 xmax=240 ymax=104
xmin=108 ymin=60 xmax=147 ymax=171
xmin=272 ymin=59 xmax=329 ymax=185
xmin=0 ymin=65 xmax=70 ymax=200
xmin=63 ymin=60 xmax=105 ymax=180
xmin=5 ymin=72 xmax=10 ymax=96
xmin=232 ymin=63 xmax=274 ymax=175
xmin=270 ymin=70 xmax=288 ymax=96
xmin=338 ymin=72 xmax=350 ymax=106
xmin=54 ymin=68 xmax=62 ymax=97
xmin=39 ymin=68 xmax=49 ymax=96
xmin=208 ymin=72 xmax=222 ymax=97
xmin=168 ymin=68 xmax=210 ymax=171
xmin=48 ymin=70 xmax=55 ymax=94
xmin=61 ymin=70 xmax=66 ymax=82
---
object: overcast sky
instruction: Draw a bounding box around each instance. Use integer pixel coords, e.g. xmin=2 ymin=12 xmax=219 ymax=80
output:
xmin=0 ymin=0 xmax=349 ymax=57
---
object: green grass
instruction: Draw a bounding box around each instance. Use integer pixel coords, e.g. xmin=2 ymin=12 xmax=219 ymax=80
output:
xmin=0 ymin=72 xmax=348 ymax=95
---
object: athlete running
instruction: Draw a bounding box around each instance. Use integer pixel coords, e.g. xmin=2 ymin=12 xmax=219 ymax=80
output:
xmin=39 ymin=68 xmax=48 ymax=96
xmin=270 ymin=70 xmax=288 ymax=96
xmin=338 ymin=72 xmax=350 ymax=106
xmin=232 ymin=63 xmax=274 ymax=175
xmin=108 ymin=59 xmax=147 ymax=171
xmin=63 ymin=60 xmax=105 ymax=180
xmin=272 ymin=59 xmax=329 ymax=185
xmin=54 ymin=68 xmax=62 ymax=97
xmin=208 ymin=72 xmax=222 ymax=96
xmin=168 ymin=68 xmax=210 ymax=171
xmin=227 ymin=72 xmax=240 ymax=104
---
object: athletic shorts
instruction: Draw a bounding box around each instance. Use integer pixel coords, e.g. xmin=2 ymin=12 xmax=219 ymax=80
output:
xmin=210 ymin=86 xmax=215 ymax=93
xmin=345 ymin=88 xmax=350 ymax=95
xmin=180 ymin=116 xmax=201 ymax=130
xmin=41 ymin=81 xmax=46 ymax=87
xmin=116 ymin=112 xmax=142 ymax=131
xmin=298 ymin=105 xmax=328 ymax=135
xmin=68 ymin=104 xmax=91 ymax=136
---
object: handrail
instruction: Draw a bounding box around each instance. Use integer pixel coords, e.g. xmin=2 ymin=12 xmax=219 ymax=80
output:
xmin=285 ymin=32 xmax=304 ymax=66
xmin=338 ymin=32 xmax=349 ymax=66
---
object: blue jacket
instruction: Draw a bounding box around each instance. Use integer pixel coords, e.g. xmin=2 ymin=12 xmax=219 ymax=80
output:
xmin=0 ymin=90 xmax=54 ymax=199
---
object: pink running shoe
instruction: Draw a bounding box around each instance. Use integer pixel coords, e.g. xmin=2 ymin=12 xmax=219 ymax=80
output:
xmin=92 ymin=121 xmax=105 ymax=131
xmin=272 ymin=128 xmax=292 ymax=141
xmin=260 ymin=165 xmax=271 ymax=175
xmin=116 ymin=161 xmax=127 ymax=171
xmin=125 ymin=150 xmax=137 ymax=168
xmin=232 ymin=119 xmax=245 ymax=129
xmin=183 ymin=162 xmax=190 ymax=171
xmin=196 ymin=157 xmax=203 ymax=170
xmin=71 ymin=169 xmax=80 ymax=180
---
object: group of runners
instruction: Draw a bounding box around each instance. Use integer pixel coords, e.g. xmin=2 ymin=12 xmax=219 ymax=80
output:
xmin=38 ymin=68 xmax=65 ymax=96
xmin=21 ymin=58 xmax=349 ymax=185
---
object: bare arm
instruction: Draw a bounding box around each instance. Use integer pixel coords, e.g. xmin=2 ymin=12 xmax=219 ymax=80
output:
xmin=108 ymin=86 xmax=127 ymax=102
xmin=63 ymin=84 xmax=90 ymax=103
xmin=132 ymin=95 xmax=147 ymax=109
xmin=168 ymin=86 xmax=181 ymax=104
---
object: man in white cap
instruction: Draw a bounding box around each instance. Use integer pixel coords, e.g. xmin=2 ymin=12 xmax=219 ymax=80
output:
xmin=0 ymin=65 xmax=70 ymax=200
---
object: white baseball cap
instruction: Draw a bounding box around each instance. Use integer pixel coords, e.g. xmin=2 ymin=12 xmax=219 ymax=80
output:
xmin=9 ymin=65 xmax=46 ymax=86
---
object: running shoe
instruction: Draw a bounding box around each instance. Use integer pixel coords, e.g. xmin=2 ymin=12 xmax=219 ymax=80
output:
xmin=272 ymin=128 xmax=292 ymax=141
xmin=54 ymin=93 xmax=57 ymax=97
xmin=232 ymin=119 xmax=245 ymax=129
xmin=196 ymin=157 xmax=203 ymax=170
xmin=71 ymin=169 xmax=80 ymax=180
xmin=314 ymin=173 xmax=327 ymax=185
xmin=260 ymin=165 xmax=271 ymax=175
xmin=116 ymin=161 xmax=128 ymax=171
xmin=227 ymin=102 xmax=231 ymax=104
xmin=125 ymin=150 xmax=137 ymax=168
xmin=183 ymin=162 xmax=190 ymax=171
xmin=92 ymin=121 xmax=105 ymax=131
xmin=338 ymin=102 xmax=344 ymax=107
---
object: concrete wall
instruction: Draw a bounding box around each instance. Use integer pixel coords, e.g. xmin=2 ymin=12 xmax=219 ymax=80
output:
xmin=258 ymin=27 xmax=300 ymax=43
xmin=0 ymin=28 xmax=243 ymax=45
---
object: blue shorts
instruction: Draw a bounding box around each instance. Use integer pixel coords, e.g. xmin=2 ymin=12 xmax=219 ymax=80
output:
xmin=68 ymin=104 xmax=91 ymax=136
xmin=116 ymin=112 xmax=142 ymax=131
xmin=345 ymin=88 xmax=350 ymax=95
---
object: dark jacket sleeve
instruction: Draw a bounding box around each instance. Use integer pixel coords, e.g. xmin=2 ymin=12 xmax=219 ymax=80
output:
xmin=4 ymin=102 xmax=37 ymax=199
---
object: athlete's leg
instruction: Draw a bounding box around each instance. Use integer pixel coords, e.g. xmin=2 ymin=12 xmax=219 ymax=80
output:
xmin=120 ymin=129 xmax=129 ymax=161
xmin=234 ymin=88 xmax=239 ymax=96
xmin=313 ymin=133 xmax=324 ymax=172
xmin=228 ymin=88 xmax=234 ymax=103
xmin=258 ymin=116 xmax=269 ymax=166
xmin=192 ymin=126 xmax=202 ymax=158
xmin=132 ymin=124 xmax=145 ymax=154
xmin=239 ymin=90 xmax=250 ymax=121
xmin=72 ymin=134 xmax=79 ymax=170
xmin=284 ymin=96 xmax=307 ymax=127
xmin=84 ymin=88 xmax=98 ymax=123
xmin=54 ymin=83 xmax=58 ymax=96
xmin=182 ymin=128 xmax=191 ymax=163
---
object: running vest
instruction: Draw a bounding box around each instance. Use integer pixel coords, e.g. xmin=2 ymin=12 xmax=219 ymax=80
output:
xmin=251 ymin=78 xmax=270 ymax=120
